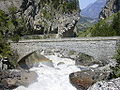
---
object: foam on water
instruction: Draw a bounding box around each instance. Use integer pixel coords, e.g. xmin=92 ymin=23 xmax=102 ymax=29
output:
xmin=14 ymin=52 xmax=80 ymax=90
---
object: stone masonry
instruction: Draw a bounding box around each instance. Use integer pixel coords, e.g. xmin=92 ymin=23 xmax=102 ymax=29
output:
xmin=10 ymin=37 xmax=120 ymax=61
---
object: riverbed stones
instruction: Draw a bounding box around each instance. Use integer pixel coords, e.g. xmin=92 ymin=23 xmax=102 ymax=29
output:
xmin=41 ymin=49 xmax=105 ymax=67
xmin=56 ymin=49 xmax=103 ymax=67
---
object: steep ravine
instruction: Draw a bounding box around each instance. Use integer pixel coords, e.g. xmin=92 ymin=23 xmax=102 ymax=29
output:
xmin=1 ymin=0 xmax=120 ymax=90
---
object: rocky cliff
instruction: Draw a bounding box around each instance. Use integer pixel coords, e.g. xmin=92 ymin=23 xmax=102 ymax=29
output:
xmin=99 ymin=0 xmax=120 ymax=19
xmin=0 ymin=0 xmax=80 ymax=38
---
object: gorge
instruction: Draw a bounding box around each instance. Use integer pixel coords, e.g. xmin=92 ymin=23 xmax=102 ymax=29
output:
xmin=9 ymin=37 xmax=119 ymax=90
xmin=1 ymin=0 xmax=120 ymax=90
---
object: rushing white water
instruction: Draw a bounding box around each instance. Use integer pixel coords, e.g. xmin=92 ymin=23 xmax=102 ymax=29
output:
xmin=15 ymin=52 xmax=80 ymax=90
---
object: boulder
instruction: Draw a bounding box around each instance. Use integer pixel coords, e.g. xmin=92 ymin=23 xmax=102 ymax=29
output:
xmin=69 ymin=70 xmax=110 ymax=90
xmin=18 ymin=50 xmax=54 ymax=69
xmin=0 ymin=70 xmax=38 ymax=89
xmin=75 ymin=53 xmax=103 ymax=67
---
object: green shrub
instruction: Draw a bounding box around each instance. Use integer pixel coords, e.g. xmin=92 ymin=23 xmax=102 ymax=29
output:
xmin=110 ymin=65 xmax=120 ymax=78
xmin=115 ymin=45 xmax=120 ymax=63
xmin=10 ymin=35 xmax=20 ymax=42
xmin=90 ymin=20 xmax=116 ymax=37
xmin=109 ymin=45 xmax=120 ymax=79
xmin=0 ymin=8 xmax=20 ymax=67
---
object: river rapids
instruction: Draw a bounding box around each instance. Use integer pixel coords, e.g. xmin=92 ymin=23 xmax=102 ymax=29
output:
xmin=14 ymin=52 xmax=80 ymax=90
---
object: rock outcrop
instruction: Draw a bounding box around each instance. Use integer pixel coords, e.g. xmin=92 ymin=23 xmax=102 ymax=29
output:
xmin=0 ymin=0 xmax=80 ymax=38
xmin=0 ymin=57 xmax=14 ymax=70
xmin=99 ymin=0 xmax=120 ymax=19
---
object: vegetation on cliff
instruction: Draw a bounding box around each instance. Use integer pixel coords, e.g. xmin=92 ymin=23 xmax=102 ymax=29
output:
xmin=0 ymin=6 xmax=29 ymax=42
xmin=0 ymin=7 xmax=21 ymax=67
xmin=36 ymin=0 xmax=79 ymax=35
xmin=39 ymin=0 xmax=79 ymax=13
xmin=78 ymin=12 xmax=120 ymax=37
xmin=0 ymin=9 xmax=13 ymax=58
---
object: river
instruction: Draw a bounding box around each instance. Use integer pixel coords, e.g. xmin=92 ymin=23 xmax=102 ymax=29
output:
xmin=14 ymin=52 xmax=80 ymax=90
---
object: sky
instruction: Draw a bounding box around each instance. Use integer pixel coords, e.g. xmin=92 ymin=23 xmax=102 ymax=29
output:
xmin=79 ymin=0 xmax=97 ymax=9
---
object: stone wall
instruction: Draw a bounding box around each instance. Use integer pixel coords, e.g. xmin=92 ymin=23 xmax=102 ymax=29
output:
xmin=10 ymin=37 xmax=120 ymax=61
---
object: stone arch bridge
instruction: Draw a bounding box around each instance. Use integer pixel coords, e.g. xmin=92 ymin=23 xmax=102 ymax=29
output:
xmin=10 ymin=37 xmax=120 ymax=61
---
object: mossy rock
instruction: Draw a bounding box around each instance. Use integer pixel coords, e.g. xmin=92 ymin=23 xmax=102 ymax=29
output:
xmin=75 ymin=53 xmax=102 ymax=67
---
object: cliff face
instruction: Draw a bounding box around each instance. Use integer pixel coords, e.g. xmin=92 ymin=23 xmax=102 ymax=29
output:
xmin=99 ymin=0 xmax=120 ymax=19
xmin=0 ymin=0 xmax=80 ymax=38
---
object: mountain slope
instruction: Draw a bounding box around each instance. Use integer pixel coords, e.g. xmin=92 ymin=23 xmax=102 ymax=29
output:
xmin=77 ymin=16 xmax=97 ymax=31
xmin=81 ymin=0 xmax=107 ymax=19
